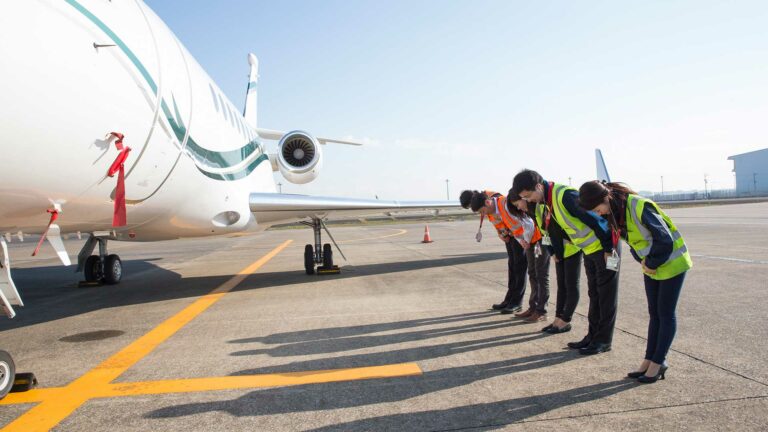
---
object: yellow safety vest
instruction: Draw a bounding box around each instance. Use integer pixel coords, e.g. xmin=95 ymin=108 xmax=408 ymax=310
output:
xmin=625 ymin=194 xmax=692 ymax=280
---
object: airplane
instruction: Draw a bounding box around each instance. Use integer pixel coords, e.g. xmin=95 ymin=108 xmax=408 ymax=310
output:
xmin=0 ymin=0 xmax=461 ymax=398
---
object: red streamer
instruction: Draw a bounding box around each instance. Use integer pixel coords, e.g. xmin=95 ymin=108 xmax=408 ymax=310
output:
xmin=32 ymin=209 xmax=59 ymax=257
xmin=107 ymin=132 xmax=131 ymax=227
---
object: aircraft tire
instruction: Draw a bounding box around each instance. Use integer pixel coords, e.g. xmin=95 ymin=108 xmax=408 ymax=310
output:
xmin=304 ymin=245 xmax=315 ymax=275
xmin=84 ymin=255 xmax=103 ymax=282
xmin=0 ymin=350 xmax=15 ymax=400
xmin=103 ymin=254 xmax=122 ymax=285
xmin=322 ymin=243 xmax=333 ymax=267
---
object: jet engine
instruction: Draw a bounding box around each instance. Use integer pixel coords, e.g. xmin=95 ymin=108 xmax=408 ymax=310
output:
xmin=276 ymin=131 xmax=323 ymax=184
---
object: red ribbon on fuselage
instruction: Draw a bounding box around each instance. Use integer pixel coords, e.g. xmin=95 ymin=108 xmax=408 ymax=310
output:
xmin=31 ymin=209 xmax=59 ymax=257
xmin=107 ymin=132 xmax=131 ymax=227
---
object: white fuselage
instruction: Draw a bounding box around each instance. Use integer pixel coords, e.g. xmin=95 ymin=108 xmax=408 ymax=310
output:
xmin=0 ymin=0 xmax=275 ymax=241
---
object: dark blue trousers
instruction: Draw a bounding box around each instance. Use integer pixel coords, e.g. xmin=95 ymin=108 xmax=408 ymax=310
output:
xmin=644 ymin=271 xmax=686 ymax=364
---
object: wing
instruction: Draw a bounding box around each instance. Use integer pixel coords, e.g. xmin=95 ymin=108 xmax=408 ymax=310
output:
xmin=256 ymin=128 xmax=364 ymax=146
xmin=249 ymin=193 xmax=463 ymax=224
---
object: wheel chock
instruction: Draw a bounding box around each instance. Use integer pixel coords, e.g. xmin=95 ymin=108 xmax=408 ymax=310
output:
xmin=78 ymin=281 xmax=103 ymax=288
xmin=316 ymin=265 xmax=341 ymax=275
xmin=11 ymin=373 xmax=37 ymax=393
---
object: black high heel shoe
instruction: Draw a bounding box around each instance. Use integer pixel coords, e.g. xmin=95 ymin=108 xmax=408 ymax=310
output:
xmin=637 ymin=364 xmax=668 ymax=384
xmin=626 ymin=369 xmax=647 ymax=379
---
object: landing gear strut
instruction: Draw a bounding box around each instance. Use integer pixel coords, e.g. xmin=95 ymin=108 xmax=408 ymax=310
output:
xmin=300 ymin=218 xmax=345 ymax=275
xmin=76 ymin=234 xmax=122 ymax=285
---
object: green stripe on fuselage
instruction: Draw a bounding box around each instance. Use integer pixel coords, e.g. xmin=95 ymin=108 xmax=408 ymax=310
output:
xmin=65 ymin=0 xmax=264 ymax=181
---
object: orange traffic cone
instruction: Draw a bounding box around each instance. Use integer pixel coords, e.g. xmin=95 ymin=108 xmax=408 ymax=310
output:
xmin=422 ymin=224 xmax=434 ymax=243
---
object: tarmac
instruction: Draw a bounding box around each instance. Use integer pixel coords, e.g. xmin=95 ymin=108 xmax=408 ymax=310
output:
xmin=0 ymin=202 xmax=767 ymax=431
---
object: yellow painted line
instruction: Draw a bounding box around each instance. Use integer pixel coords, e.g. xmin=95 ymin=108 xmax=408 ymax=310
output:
xmin=339 ymin=228 xmax=408 ymax=244
xmin=0 ymin=388 xmax=65 ymax=405
xmin=0 ymin=363 xmax=422 ymax=404
xmin=1 ymin=240 xmax=292 ymax=432
xmin=105 ymin=363 xmax=422 ymax=396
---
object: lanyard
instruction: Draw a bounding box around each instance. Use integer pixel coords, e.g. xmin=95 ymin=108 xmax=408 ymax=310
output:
xmin=545 ymin=182 xmax=554 ymax=230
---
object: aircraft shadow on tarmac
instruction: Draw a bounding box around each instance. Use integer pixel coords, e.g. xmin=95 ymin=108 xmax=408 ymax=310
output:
xmin=146 ymin=348 xmax=635 ymax=429
xmin=0 ymin=259 xmax=231 ymax=330
xmin=234 ymin=251 xmax=511 ymax=291
xmin=0 ymin=252 xmax=508 ymax=330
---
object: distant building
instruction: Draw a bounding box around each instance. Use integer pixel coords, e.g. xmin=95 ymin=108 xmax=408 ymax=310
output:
xmin=729 ymin=148 xmax=768 ymax=195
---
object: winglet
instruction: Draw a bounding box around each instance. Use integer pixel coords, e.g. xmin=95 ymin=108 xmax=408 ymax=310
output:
xmin=243 ymin=53 xmax=259 ymax=128
xmin=596 ymin=149 xmax=611 ymax=182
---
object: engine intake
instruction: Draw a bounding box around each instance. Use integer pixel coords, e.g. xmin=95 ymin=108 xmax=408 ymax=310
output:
xmin=277 ymin=131 xmax=323 ymax=184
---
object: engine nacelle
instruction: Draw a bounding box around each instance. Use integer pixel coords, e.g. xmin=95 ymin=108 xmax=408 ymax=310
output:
xmin=276 ymin=131 xmax=323 ymax=184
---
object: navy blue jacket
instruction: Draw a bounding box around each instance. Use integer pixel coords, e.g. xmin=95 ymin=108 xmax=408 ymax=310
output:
xmin=542 ymin=180 xmax=614 ymax=257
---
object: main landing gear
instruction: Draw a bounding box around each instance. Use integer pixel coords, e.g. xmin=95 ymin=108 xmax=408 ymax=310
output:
xmin=76 ymin=234 xmax=122 ymax=285
xmin=300 ymin=218 xmax=345 ymax=275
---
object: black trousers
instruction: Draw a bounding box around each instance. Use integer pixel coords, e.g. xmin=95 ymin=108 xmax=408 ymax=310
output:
xmin=583 ymin=248 xmax=621 ymax=345
xmin=645 ymin=272 xmax=686 ymax=364
xmin=526 ymin=244 xmax=551 ymax=314
xmin=502 ymin=239 xmax=528 ymax=306
xmin=555 ymin=251 xmax=582 ymax=322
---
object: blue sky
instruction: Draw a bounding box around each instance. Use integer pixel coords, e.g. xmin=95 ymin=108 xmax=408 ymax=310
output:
xmin=147 ymin=0 xmax=768 ymax=199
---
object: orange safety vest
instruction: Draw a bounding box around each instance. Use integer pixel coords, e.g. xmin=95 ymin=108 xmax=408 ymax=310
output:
xmin=488 ymin=195 xmax=543 ymax=243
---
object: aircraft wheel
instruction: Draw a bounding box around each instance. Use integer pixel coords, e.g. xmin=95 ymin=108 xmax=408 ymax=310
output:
xmin=84 ymin=255 xmax=103 ymax=282
xmin=304 ymin=245 xmax=315 ymax=275
xmin=103 ymin=254 xmax=122 ymax=285
xmin=0 ymin=350 xmax=15 ymax=400
xmin=322 ymin=243 xmax=333 ymax=267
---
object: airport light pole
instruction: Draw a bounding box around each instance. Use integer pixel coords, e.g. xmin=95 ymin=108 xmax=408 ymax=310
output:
xmin=446 ymin=179 xmax=450 ymax=200
xmin=704 ymin=174 xmax=708 ymax=199
xmin=277 ymin=182 xmax=282 ymax=193
xmin=754 ymin=173 xmax=758 ymax=193
xmin=568 ymin=177 xmax=572 ymax=186
xmin=661 ymin=176 xmax=664 ymax=196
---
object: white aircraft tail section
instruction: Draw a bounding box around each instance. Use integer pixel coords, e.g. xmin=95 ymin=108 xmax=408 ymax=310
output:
xmin=596 ymin=149 xmax=611 ymax=182
xmin=243 ymin=53 xmax=259 ymax=128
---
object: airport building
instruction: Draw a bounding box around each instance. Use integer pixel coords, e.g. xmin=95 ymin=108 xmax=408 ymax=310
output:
xmin=729 ymin=148 xmax=768 ymax=195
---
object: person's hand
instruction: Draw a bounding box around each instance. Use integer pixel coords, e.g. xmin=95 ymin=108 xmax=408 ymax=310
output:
xmin=642 ymin=259 xmax=657 ymax=275
xmin=604 ymin=252 xmax=613 ymax=263
xmin=519 ymin=239 xmax=530 ymax=250
xmin=553 ymin=255 xmax=561 ymax=264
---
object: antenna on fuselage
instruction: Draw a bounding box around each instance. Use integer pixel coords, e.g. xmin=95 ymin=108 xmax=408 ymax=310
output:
xmin=243 ymin=53 xmax=259 ymax=128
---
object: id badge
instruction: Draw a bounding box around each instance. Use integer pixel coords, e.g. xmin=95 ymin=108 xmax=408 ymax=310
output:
xmin=476 ymin=231 xmax=483 ymax=243
xmin=542 ymin=235 xmax=552 ymax=246
xmin=606 ymin=250 xmax=620 ymax=272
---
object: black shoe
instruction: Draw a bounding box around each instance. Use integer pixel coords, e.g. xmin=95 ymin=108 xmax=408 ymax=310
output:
xmin=637 ymin=364 xmax=669 ymax=384
xmin=491 ymin=302 xmax=509 ymax=310
xmin=567 ymin=336 xmax=591 ymax=350
xmin=499 ymin=304 xmax=522 ymax=314
xmin=579 ymin=342 xmax=612 ymax=355
xmin=626 ymin=369 xmax=648 ymax=379
xmin=546 ymin=323 xmax=572 ymax=334
xmin=541 ymin=324 xmax=554 ymax=332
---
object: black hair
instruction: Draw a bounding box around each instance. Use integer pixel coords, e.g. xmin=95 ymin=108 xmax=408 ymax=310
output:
xmin=469 ymin=192 xmax=488 ymax=212
xmin=510 ymin=169 xmax=543 ymax=198
xmin=578 ymin=181 xmax=637 ymax=211
xmin=504 ymin=189 xmax=526 ymax=218
xmin=459 ymin=189 xmax=477 ymax=209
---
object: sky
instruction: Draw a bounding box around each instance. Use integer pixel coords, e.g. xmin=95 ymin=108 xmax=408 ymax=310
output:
xmin=146 ymin=0 xmax=768 ymax=200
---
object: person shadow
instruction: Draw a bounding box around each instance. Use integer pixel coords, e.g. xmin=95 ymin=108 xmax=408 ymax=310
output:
xmin=145 ymin=351 xmax=632 ymax=423
xmin=307 ymin=379 xmax=636 ymax=431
